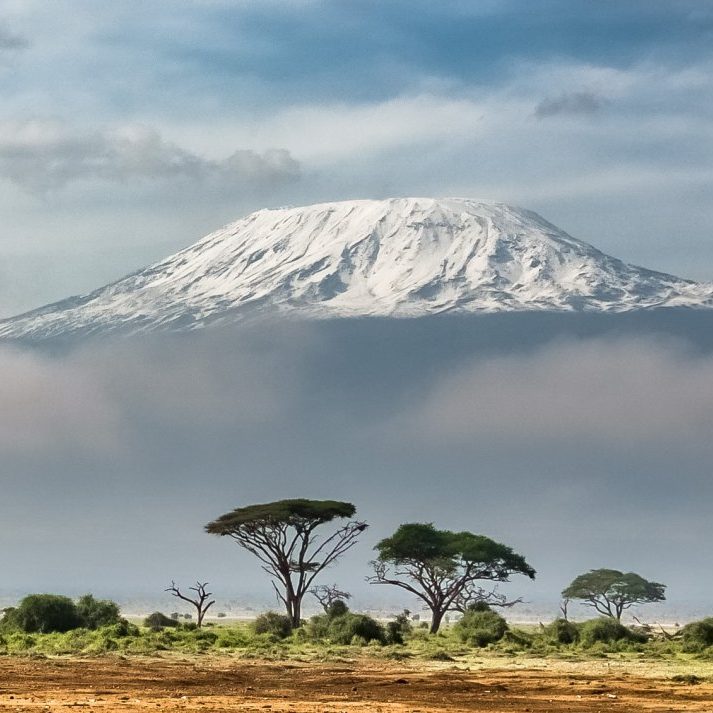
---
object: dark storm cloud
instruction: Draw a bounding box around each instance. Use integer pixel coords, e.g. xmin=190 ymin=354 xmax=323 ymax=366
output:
xmin=0 ymin=122 xmax=300 ymax=193
xmin=534 ymin=91 xmax=603 ymax=119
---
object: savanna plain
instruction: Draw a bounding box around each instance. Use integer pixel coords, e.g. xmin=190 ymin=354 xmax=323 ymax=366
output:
xmin=2 ymin=616 xmax=713 ymax=712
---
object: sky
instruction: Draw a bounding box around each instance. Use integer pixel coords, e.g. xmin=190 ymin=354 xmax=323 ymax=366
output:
xmin=1 ymin=2 xmax=713 ymax=620
xmin=0 ymin=0 xmax=712 ymax=316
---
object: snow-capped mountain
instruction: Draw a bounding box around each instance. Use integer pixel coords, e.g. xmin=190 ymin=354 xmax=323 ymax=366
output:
xmin=2 ymin=197 xmax=712 ymax=340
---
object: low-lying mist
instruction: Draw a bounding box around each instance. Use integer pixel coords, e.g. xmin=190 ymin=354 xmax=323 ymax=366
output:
xmin=2 ymin=310 xmax=712 ymax=615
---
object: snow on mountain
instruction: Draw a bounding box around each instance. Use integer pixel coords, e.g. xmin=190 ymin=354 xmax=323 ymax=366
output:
xmin=2 ymin=197 xmax=712 ymax=340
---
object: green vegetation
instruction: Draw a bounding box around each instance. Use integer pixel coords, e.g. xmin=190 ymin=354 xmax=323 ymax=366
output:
xmin=0 ymin=594 xmax=122 ymax=634
xmin=680 ymin=618 xmax=713 ymax=651
xmin=453 ymin=608 xmax=508 ymax=647
xmin=252 ymin=611 xmax=293 ymax=639
xmin=143 ymin=612 xmax=180 ymax=630
xmin=1 ymin=610 xmax=712 ymax=663
xmin=369 ymin=523 xmax=535 ymax=633
xmin=76 ymin=595 xmax=122 ymax=629
xmin=578 ymin=617 xmax=647 ymax=646
xmin=562 ymin=569 xmax=666 ymax=620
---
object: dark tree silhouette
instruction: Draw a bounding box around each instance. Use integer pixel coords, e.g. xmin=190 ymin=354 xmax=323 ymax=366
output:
xmin=165 ymin=581 xmax=215 ymax=627
xmin=562 ymin=569 xmax=666 ymax=621
xmin=205 ymin=499 xmax=367 ymax=627
xmin=368 ymin=523 xmax=535 ymax=633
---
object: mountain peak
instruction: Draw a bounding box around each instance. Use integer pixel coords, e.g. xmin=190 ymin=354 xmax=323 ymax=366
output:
xmin=2 ymin=197 xmax=712 ymax=340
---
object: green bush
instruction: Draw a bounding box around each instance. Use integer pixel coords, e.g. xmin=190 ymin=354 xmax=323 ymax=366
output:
xmin=76 ymin=595 xmax=122 ymax=629
xmin=578 ymin=618 xmax=646 ymax=646
xmin=144 ymin=611 xmax=180 ymax=631
xmin=385 ymin=611 xmax=412 ymax=645
xmin=1 ymin=594 xmax=82 ymax=633
xmin=252 ymin=611 xmax=293 ymax=639
xmin=327 ymin=613 xmax=385 ymax=645
xmin=680 ymin=618 xmax=713 ymax=650
xmin=325 ymin=600 xmax=349 ymax=618
xmin=546 ymin=618 xmax=580 ymax=645
xmin=454 ymin=609 xmax=508 ymax=647
xmin=104 ymin=620 xmax=139 ymax=638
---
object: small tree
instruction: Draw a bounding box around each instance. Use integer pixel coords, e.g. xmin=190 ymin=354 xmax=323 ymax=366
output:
xmin=309 ymin=584 xmax=352 ymax=613
xmin=368 ymin=523 xmax=535 ymax=634
xmin=451 ymin=583 xmax=524 ymax=614
xmin=205 ymin=499 xmax=367 ymax=628
xmin=165 ymin=581 xmax=216 ymax=628
xmin=562 ymin=569 xmax=666 ymax=621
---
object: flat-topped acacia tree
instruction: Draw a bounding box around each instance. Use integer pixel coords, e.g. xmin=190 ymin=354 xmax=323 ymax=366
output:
xmin=205 ymin=499 xmax=367 ymax=627
xmin=562 ymin=569 xmax=666 ymax=621
xmin=369 ymin=523 xmax=535 ymax=633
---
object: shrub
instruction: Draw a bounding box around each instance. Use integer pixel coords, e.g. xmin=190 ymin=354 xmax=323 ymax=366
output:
xmin=104 ymin=620 xmax=139 ymax=638
xmin=252 ymin=611 xmax=293 ymax=639
xmin=326 ymin=600 xmax=349 ymax=619
xmin=578 ymin=618 xmax=646 ymax=646
xmin=1 ymin=595 xmax=82 ymax=633
xmin=385 ymin=611 xmax=412 ymax=645
xmin=680 ymin=618 xmax=713 ymax=650
xmin=327 ymin=613 xmax=385 ymax=645
xmin=76 ymin=595 xmax=122 ymax=629
xmin=144 ymin=612 xmax=180 ymax=631
xmin=454 ymin=609 xmax=508 ymax=647
xmin=305 ymin=613 xmax=330 ymax=640
xmin=546 ymin=618 xmax=579 ymax=645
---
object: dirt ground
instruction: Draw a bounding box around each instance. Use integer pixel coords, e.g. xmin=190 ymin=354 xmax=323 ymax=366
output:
xmin=0 ymin=656 xmax=712 ymax=713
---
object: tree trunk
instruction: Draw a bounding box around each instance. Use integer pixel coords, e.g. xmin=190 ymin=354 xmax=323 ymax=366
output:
xmin=285 ymin=594 xmax=302 ymax=628
xmin=429 ymin=608 xmax=445 ymax=634
xmin=197 ymin=610 xmax=204 ymax=628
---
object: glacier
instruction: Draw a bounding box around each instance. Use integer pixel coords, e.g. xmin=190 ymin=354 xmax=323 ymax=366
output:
xmin=1 ymin=197 xmax=712 ymax=340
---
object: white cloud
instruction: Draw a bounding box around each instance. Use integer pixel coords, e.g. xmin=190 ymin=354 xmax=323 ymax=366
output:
xmin=0 ymin=121 xmax=300 ymax=192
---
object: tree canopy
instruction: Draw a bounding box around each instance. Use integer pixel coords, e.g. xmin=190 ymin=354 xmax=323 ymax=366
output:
xmin=562 ymin=568 xmax=666 ymax=620
xmin=206 ymin=498 xmax=366 ymax=627
xmin=369 ymin=523 xmax=535 ymax=633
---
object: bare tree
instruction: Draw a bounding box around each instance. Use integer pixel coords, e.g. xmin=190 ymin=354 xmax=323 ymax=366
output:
xmin=309 ymin=584 xmax=352 ymax=613
xmin=165 ymin=581 xmax=216 ymax=627
xmin=451 ymin=583 xmax=524 ymax=614
xmin=559 ymin=597 xmax=570 ymax=621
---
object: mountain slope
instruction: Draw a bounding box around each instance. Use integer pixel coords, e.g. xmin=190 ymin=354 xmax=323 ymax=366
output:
xmin=2 ymin=197 xmax=712 ymax=340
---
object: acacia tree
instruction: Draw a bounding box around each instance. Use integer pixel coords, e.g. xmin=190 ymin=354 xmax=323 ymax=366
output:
xmin=205 ymin=499 xmax=367 ymax=627
xmin=165 ymin=581 xmax=215 ymax=628
xmin=562 ymin=569 xmax=666 ymax=621
xmin=368 ymin=523 xmax=535 ymax=634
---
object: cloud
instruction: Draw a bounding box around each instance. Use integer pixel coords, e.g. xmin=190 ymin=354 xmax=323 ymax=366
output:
xmin=0 ymin=345 xmax=120 ymax=455
xmin=0 ymin=326 xmax=305 ymax=459
xmin=393 ymin=337 xmax=713 ymax=453
xmin=0 ymin=25 xmax=28 ymax=52
xmin=0 ymin=121 xmax=300 ymax=192
xmin=534 ymin=91 xmax=604 ymax=119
